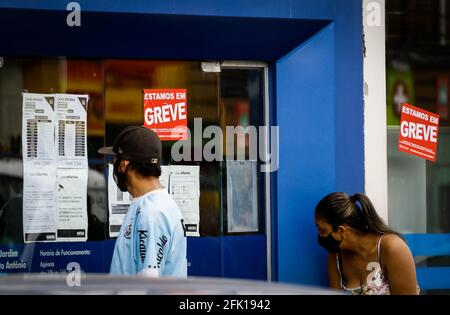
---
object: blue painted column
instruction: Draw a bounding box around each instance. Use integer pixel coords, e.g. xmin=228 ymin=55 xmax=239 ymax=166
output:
xmin=276 ymin=25 xmax=336 ymax=286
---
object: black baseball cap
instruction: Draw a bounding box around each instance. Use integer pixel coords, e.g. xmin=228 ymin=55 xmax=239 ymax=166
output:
xmin=98 ymin=126 xmax=161 ymax=164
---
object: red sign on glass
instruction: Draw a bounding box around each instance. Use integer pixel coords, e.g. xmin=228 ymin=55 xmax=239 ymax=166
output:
xmin=143 ymin=89 xmax=188 ymax=141
xmin=398 ymin=103 xmax=440 ymax=162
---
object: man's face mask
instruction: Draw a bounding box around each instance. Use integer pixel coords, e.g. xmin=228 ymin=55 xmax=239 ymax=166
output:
xmin=318 ymin=231 xmax=342 ymax=253
xmin=113 ymin=158 xmax=128 ymax=192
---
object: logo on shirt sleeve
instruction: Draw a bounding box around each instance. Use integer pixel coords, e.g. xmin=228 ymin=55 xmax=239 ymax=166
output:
xmin=148 ymin=235 xmax=168 ymax=269
xmin=124 ymin=221 xmax=133 ymax=239
xmin=156 ymin=235 xmax=168 ymax=267
xmin=138 ymin=230 xmax=148 ymax=263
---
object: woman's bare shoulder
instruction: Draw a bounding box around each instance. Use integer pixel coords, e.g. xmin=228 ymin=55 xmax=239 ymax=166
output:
xmin=380 ymin=233 xmax=413 ymax=261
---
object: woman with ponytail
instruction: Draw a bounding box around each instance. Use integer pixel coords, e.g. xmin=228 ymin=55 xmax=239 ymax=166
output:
xmin=315 ymin=192 xmax=419 ymax=295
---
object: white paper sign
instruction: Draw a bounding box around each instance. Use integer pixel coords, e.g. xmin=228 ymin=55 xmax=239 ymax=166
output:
xmin=226 ymin=160 xmax=258 ymax=233
xmin=22 ymin=93 xmax=56 ymax=166
xmin=23 ymin=166 xmax=57 ymax=242
xmin=166 ymin=165 xmax=200 ymax=237
xmin=22 ymin=93 xmax=57 ymax=243
xmin=56 ymin=168 xmax=88 ymax=242
xmin=55 ymin=94 xmax=89 ymax=169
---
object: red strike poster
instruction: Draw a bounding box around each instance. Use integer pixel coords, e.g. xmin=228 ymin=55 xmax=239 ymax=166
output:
xmin=398 ymin=103 xmax=440 ymax=162
xmin=143 ymin=89 xmax=188 ymax=141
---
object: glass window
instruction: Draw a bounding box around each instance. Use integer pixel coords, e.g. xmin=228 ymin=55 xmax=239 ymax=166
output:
xmin=103 ymin=60 xmax=223 ymax=236
xmin=0 ymin=57 xmax=268 ymax=274
xmin=0 ymin=57 xmax=107 ymax=244
xmin=220 ymin=67 xmax=266 ymax=235
xmin=386 ymin=0 xmax=450 ymax=294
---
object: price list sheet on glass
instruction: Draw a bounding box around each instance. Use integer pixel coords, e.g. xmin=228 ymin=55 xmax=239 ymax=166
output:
xmin=21 ymin=93 xmax=57 ymax=242
xmin=55 ymin=94 xmax=89 ymax=242
xmin=55 ymin=94 xmax=88 ymax=169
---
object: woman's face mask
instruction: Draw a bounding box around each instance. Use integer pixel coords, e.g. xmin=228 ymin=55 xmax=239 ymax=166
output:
xmin=318 ymin=231 xmax=342 ymax=253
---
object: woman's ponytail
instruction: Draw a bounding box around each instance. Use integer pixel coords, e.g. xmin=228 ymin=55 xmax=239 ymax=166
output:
xmin=351 ymin=193 xmax=402 ymax=238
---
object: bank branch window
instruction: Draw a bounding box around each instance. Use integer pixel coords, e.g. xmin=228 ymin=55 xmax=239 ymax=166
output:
xmin=386 ymin=0 xmax=450 ymax=294
xmin=0 ymin=57 xmax=267 ymax=273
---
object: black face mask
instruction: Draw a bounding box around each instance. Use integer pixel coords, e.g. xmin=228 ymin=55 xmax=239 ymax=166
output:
xmin=318 ymin=232 xmax=342 ymax=253
xmin=113 ymin=158 xmax=128 ymax=192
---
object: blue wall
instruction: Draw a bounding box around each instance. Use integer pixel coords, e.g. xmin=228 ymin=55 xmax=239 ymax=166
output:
xmin=274 ymin=1 xmax=364 ymax=286
xmin=276 ymin=24 xmax=336 ymax=285
xmin=0 ymin=0 xmax=365 ymax=286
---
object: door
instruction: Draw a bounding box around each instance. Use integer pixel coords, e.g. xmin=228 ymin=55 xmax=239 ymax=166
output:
xmin=186 ymin=61 xmax=270 ymax=280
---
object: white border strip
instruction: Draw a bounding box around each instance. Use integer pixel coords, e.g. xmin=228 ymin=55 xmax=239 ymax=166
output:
xmin=363 ymin=0 xmax=388 ymax=222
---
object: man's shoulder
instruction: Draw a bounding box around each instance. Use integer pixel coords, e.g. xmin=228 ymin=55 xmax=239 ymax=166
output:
xmin=135 ymin=204 xmax=164 ymax=220
xmin=137 ymin=192 xmax=182 ymax=222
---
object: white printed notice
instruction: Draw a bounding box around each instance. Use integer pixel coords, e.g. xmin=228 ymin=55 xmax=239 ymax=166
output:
xmin=226 ymin=160 xmax=258 ymax=233
xmin=22 ymin=93 xmax=56 ymax=166
xmin=22 ymin=93 xmax=89 ymax=243
xmin=108 ymin=164 xmax=133 ymax=237
xmin=107 ymin=165 xmax=200 ymax=237
xmin=56 ymin=168 xmax=88 ymax=242
xmin=23 ymin=166 xmax=57 ymax=242
xmin=166 ymin=165 xmax=200 ymax=237
xmin=22 ymin=93 xmax=57 ymax=242
xmin=55 ymin=94 xmax=89 ymax=169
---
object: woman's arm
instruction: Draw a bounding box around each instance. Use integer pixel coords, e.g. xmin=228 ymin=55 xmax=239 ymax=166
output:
xmin=328 ymin=253 xmax=341 ymax=289
xmin=382 ymin=235 xmax=419 ymax=295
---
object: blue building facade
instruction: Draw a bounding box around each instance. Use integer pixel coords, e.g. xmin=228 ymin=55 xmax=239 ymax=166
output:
xmin=0 ymin=0 xmax=364 ymax=287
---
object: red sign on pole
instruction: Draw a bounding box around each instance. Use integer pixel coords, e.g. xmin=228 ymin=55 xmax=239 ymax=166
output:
xmin=398 ymin=103 xmax=440 ymax=162
xmin=143 ymin=89 xmax=188 ymax=141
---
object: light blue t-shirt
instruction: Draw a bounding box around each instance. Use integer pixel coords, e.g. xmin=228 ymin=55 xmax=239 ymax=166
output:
xmin=110 ymin=189 xmax=187 ymax=277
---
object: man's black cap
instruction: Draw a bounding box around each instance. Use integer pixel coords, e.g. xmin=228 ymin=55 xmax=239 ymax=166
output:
xmin=98 ymin=126 xmax=161 ymax=164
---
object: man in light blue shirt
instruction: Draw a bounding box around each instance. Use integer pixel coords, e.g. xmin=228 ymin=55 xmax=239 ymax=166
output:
xmin=98 ymin=126 xmax=187 ymax=277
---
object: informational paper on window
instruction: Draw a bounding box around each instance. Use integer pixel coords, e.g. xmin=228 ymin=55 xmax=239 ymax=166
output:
xmin=226 ymin=160 xmax=259 ymax=233
xmin=165 ymin=165 xmax=200 ymax=237
xmin=56 ymin=168 xmax=88 ymax=242
xmin=22 ymin=93 xmax=56 ymax=166
xmin=55 ymin=94 xmax=89 ymax=169
xmin=21 ymin=92 xmax=89 ymax=243
xmin=23 ymin=166 xmax=57 ymax=242
xmin=22 ymin=93 xmax=57 ymax=242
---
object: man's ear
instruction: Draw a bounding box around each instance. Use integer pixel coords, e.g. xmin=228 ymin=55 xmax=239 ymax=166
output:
xmin=119 ymin=159 xmax=130 ymax=172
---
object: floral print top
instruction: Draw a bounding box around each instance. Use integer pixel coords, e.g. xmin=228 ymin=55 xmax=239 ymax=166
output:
xmin=336 ymin=235 xmax=391 ymax=295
